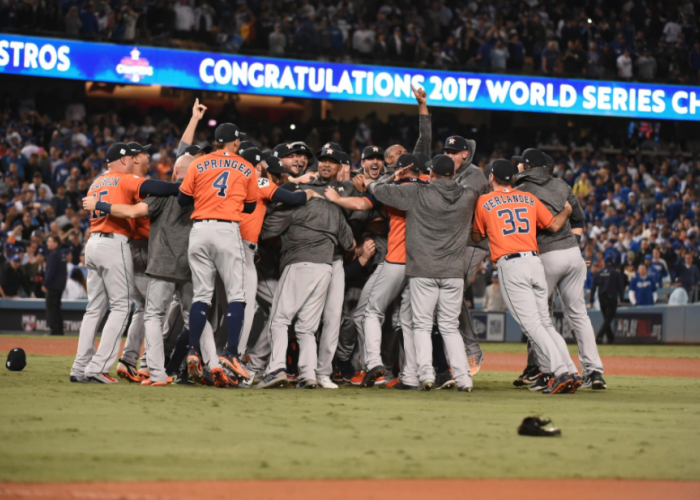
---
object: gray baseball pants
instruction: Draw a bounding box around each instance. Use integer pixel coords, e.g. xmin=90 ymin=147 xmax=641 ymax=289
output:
xmin=139 ymin=292 xmax=182 ymax=373
xmin=238 ymin=242 xmax=258 ymax=357
xmin=245 ymin=275 xmax=276 ymax=374
xmin=71 ymin=233 xmax=135 ymax=378
xmin=396 ymin=285 xmax=419 ymax=386
xmin=266 ymin=262 xmax=332 ymax=382
xmin=497 ymin=253 xmax=577 ymax=376
xmin=362 ymin=262 xmax=407 ymax=371
xmin=317 ymin=259 xmax=344 ymax=378
xmin=540 ymin=247 xmax=604 ymax=376
xmin=461 ymin=246 xmax=487 ymax=357
xmin=409 ymin=277 xmax=472 ymax=389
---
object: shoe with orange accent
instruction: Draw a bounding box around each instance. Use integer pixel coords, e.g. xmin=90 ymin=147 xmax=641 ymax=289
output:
xmin=374 ymin=376 xmax=386 ymax=386
xmin=287 ymin=371 xmax=299 ymax=383
xmin=137 ymin=368 xmax=151 ymax=380
xmin=186 ymin=348 xmax=203 ymax=382
xmin=141 ymin=377 xmax=173 ymax=386
xmin=542 ymin=373 xmax=575 ymax=395
xmin=563 ymin=374 xmax=584 ymax=394
xmin=88 ymin=373 xmax=118 ymax=384
xmin=385 ymin=378 xmax=400 ymax=389
xmin=349 ymin=371 xmax=365 ymax=386
xmin=468 ymin=352 xmax=484 ymax=377
xmin=211 ymin=367 xmax=233 ymax=388
xmin=219 ymin=349 xmax=249 ymax=380
xmin=360 ymin=366 xmax=386 ymax=387
xmin=116 ymin=359 xmax=144 ymax=383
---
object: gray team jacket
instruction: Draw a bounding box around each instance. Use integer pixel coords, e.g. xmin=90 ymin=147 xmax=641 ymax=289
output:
xmin=368 ymin=179 xmax=477 ymax=279
xmin=452 ymin=140 xmax=488 ymax=251
xmin=142 ymin=183 xmax=194 ymax=282
xmin=514 ymin=167 xmax=585 ymax=255
xmin=260 ymin=197 xmax=355 ymax=272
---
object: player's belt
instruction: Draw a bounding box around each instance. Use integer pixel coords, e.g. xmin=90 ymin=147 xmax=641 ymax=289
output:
xmin=195 ymin=219 xmax=234 ymax=224
xmin=503 ymin=251 xmax=539 ymax=261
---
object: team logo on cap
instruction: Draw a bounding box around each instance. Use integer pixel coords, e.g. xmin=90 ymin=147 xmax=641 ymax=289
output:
xmin=116 ymin=48 xmax=154 ymax=83
xmin=448 ymin=138 xmax=455 ymax=144
xmin=120 ymin=148 xmax=126 ymax=154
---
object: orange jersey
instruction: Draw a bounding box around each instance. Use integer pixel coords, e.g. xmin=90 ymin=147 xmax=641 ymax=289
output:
xmin=180 ymin=150 xmax=257 ymax=222
xmin=240 ymin=177 xmax=278 ymax=244
xmin=132 ymin=216 xmax=150 ymax=240
xmin=472 ymin=187 xmax=554 ymax=263
xmin=88 ymin=170 xmax=145 ymax=238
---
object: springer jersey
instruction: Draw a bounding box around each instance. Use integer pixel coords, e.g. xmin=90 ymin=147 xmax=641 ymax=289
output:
xmin=180 ymin=150 xmax=257 ymax=222
xmin=87 ymin=170 xmax=145 ymax=238
xmin=240 ymin=177 xmax=278 ymax=244
xmin=473 ymin=187 xmax=554 ymax=263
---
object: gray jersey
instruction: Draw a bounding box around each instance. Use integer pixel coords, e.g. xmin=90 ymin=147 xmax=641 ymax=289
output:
xmin=369 ymin=179 xmax=477 ymax=279
xmin=514 ymin=168 xmax=584 ymax=255
xmin=261 ymin=198 xmax=355 ymax=271
xmin=143 ymin=185 xmax=194 ymax=282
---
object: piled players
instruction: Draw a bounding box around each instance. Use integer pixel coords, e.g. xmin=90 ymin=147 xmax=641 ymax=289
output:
xmin=74 ymin=90 xmax=606 ymax=394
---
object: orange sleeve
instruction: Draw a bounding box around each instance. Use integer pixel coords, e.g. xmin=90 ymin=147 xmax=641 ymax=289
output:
xmin=534 ymin=197 xmax=555 ymax=229
xmin=246 ymin=171 xmax=258 ymax=203
xmin=180 ymin=165 xmax=196 ymax=196
xmin=262 ymin=183 xmax=278 ymax=201
xmin=121 ymin=174 xmax=146 ymax=202
xmin=473 ymin=204 xmax=486 ymax=236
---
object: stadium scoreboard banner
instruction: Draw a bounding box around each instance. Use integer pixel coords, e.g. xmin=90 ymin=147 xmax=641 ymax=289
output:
xmin=2 ymin=34 xmax=700 ymax=121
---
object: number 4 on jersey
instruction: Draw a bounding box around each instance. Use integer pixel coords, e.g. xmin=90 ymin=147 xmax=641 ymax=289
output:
xmin=212 ymin=171 xmax=230 ymax=197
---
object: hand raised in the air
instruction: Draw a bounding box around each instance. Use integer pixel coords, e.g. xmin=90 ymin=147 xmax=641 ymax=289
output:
xmin=192 ymin=98 xmax=207 ymax=121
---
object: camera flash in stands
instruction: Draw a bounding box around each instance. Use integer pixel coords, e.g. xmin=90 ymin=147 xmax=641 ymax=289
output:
xmin=588 ymin=18 xmax=592 ymax=23
xmin=290 ymin=124 xmax=296 ymax=130
xmin=208 ymin=119 xmax=217 ymax=127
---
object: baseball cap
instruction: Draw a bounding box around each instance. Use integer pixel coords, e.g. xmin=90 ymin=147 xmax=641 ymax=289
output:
xmin=317 ymin=147 xmax=344 ymax=163
xmin=430 ymin=154 xmax=455 ymax=176
xmin=362 ymin=145 xmax=385 ymax=160
xmin=238 ymin=140 xmax=256 ymax=153
xmin=106 ymin=142 xmax=137 ymax=163
xmin=183 ymin=144 xmax=212 ymax=157
xmin=442 ymin=136 xmax=470 ymax=152
xmin=414 ymin=152 xmax=431 ymax=174
xmin=644 ymin=253 xmax=652 ymax=260
xmin=289 ymin=141 xmax=314 ymax=159
xmin=396 ymin=153 xmax=419 ymax=171
xmin=339 ymin=151 xmax=351 ymax=166
xmin=11 ymin=255 xmax=21 ymax=263
xmin=272 ymin=143 xmax=296 ymax=159
xmin=484 ymin=162 xmax=493 ymax=180
xmin=491 ymin=159 xmax=517 ymax=183
xmin=512 ymin=148 xmax=548 ymax=168
xmin=265 ymin=156 xmax=286 ymax=176
xmin=32 ymin=171 xmax=42 ymax=179
xmin=492 ymin=271 xmax=498 ymax=279
xmin=6 ymin=348 xmax=26 ymax=372
xmin=240 ymin=147 xmax=263 ymax=165
xmin=214 ymin=123 xmax=244 ymax=143
xmin=127 ymin=142 xmax=152 ymax=155
xmin=315 ymin=142 xmax=344 ymax=157
xmin=37 ymin=247 xmax=47 ymax=257
xmin=278 ymin=181 xmax=301 ymax=192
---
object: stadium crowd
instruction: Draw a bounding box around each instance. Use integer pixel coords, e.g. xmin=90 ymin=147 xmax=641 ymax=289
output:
xmin=1 ymin=97 xmax=699 ymax=307
xmin=1 ymin=0 xmax=700 ymax=82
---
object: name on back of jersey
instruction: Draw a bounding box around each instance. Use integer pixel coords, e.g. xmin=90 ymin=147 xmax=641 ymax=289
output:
xmin=90 ymin=175 xmax=121 ymax=191
xmin=482 ymin=193 xmax=535 ymax=212
xmin=197 ymin=158 xmax=252 ymax=177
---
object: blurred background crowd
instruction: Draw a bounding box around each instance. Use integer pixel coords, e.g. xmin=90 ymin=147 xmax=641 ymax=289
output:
xmin=1 ymin=0 xmax=700 ymax=82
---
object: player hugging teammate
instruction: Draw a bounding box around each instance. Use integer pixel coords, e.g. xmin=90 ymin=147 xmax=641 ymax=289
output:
xmin=74 ymin=91 xmax=606 ymax=394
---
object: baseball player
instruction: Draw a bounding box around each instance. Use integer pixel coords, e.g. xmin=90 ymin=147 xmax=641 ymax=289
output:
xmin=70 ymin=142 xmax=180 ymax=384
xmin=257 ymin=174 xmax=355 ymax=389
xmin=471 ymin=159 xmax=579 ymax=394
xmin=236 ymin=147 xmax=317 ymax=369
xmin=514 ymin=148 xmax=606 ymax=390
xmin=367 ymin=154 xmax=476 ymax=391
xmin=178 ymin=123 xmax=257 ymax=384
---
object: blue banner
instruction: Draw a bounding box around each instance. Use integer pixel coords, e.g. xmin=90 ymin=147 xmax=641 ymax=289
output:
xmin=2 ymin=34 xmax=699 ymax=121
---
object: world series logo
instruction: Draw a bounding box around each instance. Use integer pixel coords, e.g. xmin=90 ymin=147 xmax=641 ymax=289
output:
xmin=116 ymin=48 xmax=153 ymax=83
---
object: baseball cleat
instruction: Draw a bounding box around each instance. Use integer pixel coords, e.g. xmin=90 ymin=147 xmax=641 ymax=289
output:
xmin=456 ymin=385 xmax=473 ymax=392
xmin=317 ymin=376 xmax=338 ymax=389
xmin=528 ymin=373 xmax=551 ymax=392
xmin=199 ymin=371 xmax=215 ymax=386
xmin=186 ymin=348 xmax=203 ymax=382
xmin=141 ymin=377 xmax=173 ymax=387
xmin=137 ymin=368 xmax=151 ymax=379
xmin=468 ymin=352 xmax=484 ymax=376
xmin=296 ymin=379 xmax=317 ymax=389
xmin=393 ymin=381 xmax=418 ymax=390
xmin=219 ymin=349 xmax=249 ymax=380
xmin=583 ymin=371 xmax=607 ymax=390
xmin=435 ymin=370 xmax=456 ymax=390
xmin=513 ymin=365 xmax=540 ymax=387
xmin=568 ymin=374 xmax=584 ymax=393
xmin=256 ymin=369 xmax=289 ymax=389
xmin=117 ymin=359 xmax=145 ymax=383
xmin=88 ymin=373 xmax=119 ymax=384
xmin=210 ymin=367 xmax=233 ymax=388
xmin=385 ymin=378 xmax=400 ymax=389
xmin=349 ymin=371 xmax=365 ymax=386
xmin=70 ymin=374 xmax=88 ymax=383
xmin=419 ymin=379 xmax=435 ymax=391
xmin=374 ymin=376 xmax=387 ymax=386
xmin=542 ymin=373 xmax=575 ymax=395
xmin=286 ymin=371 xmax=300 ymax=383
xmin=360 ymin=366 xmax=386 ymax=388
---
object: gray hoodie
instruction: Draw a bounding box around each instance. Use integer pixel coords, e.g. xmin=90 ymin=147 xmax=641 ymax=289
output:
xmin=452 ymin=140 xmax=488 ymax=251
xmin=514 ymin=167 xmax=585 ymax=254
xmin=260 ymin=197 xmax=355 ymax=272
xmin=369 ymin=179 xmax=477 ymax=279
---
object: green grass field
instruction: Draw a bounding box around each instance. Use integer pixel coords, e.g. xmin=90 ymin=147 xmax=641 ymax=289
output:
xmin=1 ymin=353 xmax=699 ymax=483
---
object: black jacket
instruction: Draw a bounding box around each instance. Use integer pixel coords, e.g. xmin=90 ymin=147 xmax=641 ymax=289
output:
xmin=44 ymin=249 xmax=67 ymax=291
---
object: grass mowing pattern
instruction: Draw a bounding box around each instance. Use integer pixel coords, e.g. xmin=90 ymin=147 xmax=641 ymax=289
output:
xmin=1 ymin=355 xmax=699 ymax=483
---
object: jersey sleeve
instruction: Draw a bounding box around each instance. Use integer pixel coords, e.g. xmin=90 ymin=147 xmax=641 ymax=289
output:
xmin=472 ymin=204 xmax=487 ymax=237
xmin=258 ymin=178 xmax=277 ymax=201
xmin=362 ymin=192 xmax=383 ymax=210
xmin=246 ymin=171 xmax=258 ymax=203
xmin=534 ymin=196 xmax=555 ymax=229
xmin=121 ymin=174 xmax=147 ymax=203
xmin=180 ymin=165 xmax=196 ymax=196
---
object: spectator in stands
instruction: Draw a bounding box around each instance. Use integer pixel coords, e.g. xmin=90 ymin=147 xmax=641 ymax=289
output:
xmin=352 ymin=21 xmax=375 ymax=57
xmin=541 ymin=41 xmax=560 ymax=74
xmin=268 ymin=23 xmax=286 ymax=56
xmin=676 ymin=252 xmax=700 ymax=301
xmin=650 ymin=248 xmax=670 ymax=285
xmin=0 ymin=254 xmax=28 ymax=298
xmin=490 ymin=38 xmax=509 ymax=70
xmin=173 ymin=0 xmax=194 ymax=38
xmin=43 ymin=235 xmax=67 ymax=335
xmin=483 ymin=272 xmax=505 ymax=312
xmin=64 ymin=267 xmax=87 ymax=300
xmin=629 ymin=264 xmax=657 ymax=306
xmin=668 ymin=277 xmax=689 ymax=305
xmin=65 ymin=6 xmax=82 ymax=37
xmin=617 ymin=49 xmax=633 ymax=79
xmin=636 ymin=48 xmax=657 ymax=81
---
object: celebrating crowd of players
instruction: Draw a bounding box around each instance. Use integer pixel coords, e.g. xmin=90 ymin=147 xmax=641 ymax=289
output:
xmin=71 ymin=88 xmax=607 ymax=394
